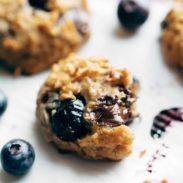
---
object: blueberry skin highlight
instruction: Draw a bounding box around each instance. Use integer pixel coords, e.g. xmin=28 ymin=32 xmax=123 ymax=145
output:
xmin=1 ymin=139 xmax=35 ymax=176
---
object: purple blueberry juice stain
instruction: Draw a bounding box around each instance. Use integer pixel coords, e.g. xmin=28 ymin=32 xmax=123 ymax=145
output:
xmin=150 ymin=107 xmax=183 ymax=138
xmin=146 ymin=144 xmax=168 ymax=173
xmin=146 ymin=108 xmax=183 ymax=174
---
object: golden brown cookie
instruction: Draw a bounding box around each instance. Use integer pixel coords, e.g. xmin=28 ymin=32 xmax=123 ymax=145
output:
xmin=161 ymin=5 xmax=183 ymax=68
xmin=0 ymin=0 xmax=90 ymax=75
xmin=36 ymin=55 xmax=139 ymax=160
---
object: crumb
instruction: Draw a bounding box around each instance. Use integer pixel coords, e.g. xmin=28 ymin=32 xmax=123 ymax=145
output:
xmin=162 ymin=143 xmax=169 ymax=149
xmin=143 ymin=181 xmax=151 ymax=183
xmin=161 ymin=179 xmax=168 ymax=183
xmin=147 ymin=169 xmax=152 ymax=173
xmin=143 ymin=179 xmax=168 ymax=183
xmin=139 ymin=149 xmax=146 ymax=158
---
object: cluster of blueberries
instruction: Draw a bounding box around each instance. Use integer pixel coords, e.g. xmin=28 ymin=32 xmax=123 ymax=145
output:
xmin=0 ymin=0 xmax=149 ymax=177
xmin=0 ymin=90 xmax=35 ymax=176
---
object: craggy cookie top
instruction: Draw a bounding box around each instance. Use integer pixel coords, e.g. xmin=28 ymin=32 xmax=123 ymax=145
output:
xmin=0 ymin=0 xmax=89 ymax=54
xmin=46 ymin=54 xmax=133 ymax=101
xmin=43 ymin=55 xmax=137 ymax=131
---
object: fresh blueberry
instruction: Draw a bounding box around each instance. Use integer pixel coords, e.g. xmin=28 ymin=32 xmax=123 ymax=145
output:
xmin=0 ymin=90 xmax=7 ymax=116
xmin=1 ymin=139 xmax=35 ymax=176
xmin=51 ymin=98 xmax=90 ymax=141
xmin=117 ymin=0 xmax=149 ymax=31
xmin=28 ymin=0 xmax=49 ymax=11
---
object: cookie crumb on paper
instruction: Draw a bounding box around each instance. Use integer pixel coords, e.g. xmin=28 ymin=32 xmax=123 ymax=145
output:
xmin=143 ymin=179 xmax=168 ymax=183
xmin=139 ymin=149 xmax=146 ymax=158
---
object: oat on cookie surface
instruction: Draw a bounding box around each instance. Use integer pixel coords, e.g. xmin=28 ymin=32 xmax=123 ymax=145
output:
xmin=161 ymin=4 xmax=183 ymax=68
xmin=36 ymin=55 xmax=138 ymax=160
xmin=0 ymin=0 xmax=90 ymax=75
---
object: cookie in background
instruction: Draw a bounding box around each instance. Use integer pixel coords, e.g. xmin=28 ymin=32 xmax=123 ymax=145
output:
xmin=0 ymin=0 xmax=90 ymax=75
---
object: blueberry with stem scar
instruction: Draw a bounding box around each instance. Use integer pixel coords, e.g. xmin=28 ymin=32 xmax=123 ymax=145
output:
xmin=1 ymin=139 xmax=35 ymax=176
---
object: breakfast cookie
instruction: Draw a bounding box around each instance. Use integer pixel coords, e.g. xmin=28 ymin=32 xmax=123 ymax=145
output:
xmin=161 ymin=5 xmax=183 ymax=68
xmin=0 ymin=0 xmax=90 ymax=75
xmin=36 ymin=55 xmax=139 ymax=160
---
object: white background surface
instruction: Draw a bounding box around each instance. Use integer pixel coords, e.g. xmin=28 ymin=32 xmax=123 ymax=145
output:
xmin=0 ymin=0 xmax=183 ymax=182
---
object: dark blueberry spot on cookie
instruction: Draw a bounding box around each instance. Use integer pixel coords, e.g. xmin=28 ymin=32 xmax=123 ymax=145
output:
xmin=76 ymin=94 xmax=86 ymax=105
xmin=118 ymin=86 xmax=135 ymax=107
xmin=118 ymin=85 xmax=131 ymax=94
xmin=42 ymin=89 xmax=60 ymax=103
xmin=124 ymin=116 xmax=134 ymax=125
xmin=92 ymin=95 xmax=132 ymax=127
xmin=92 ymin=93 xmax=134 ymax=127
xmin=117 ymin=0 xmax=149 ymax=31
xmin=132 ymin=77 xmax=140 ymax=92
xmin=121 ymin=97 xmax=131 ymax=107
xmin=133 ymin=77 xmax=139 ymax=85
xmin=74 ymin=20 xmax=89 ymax=36
xmin=98 ymin=95 xmax=118 ymax=106
xmin=41 ymin=93 xmax=49 ymax=103
xmin=21 ymin=52 xmax=32 ymax=59
xmin=59 ymin=8 xmax=89 ymax=36
xmin=28 ymin=0 xmax=50 ymax=11
xmin=1 ymin=139 xmax=35 ymax=176
xmin=93 ymin=105 xmax=123 ymax=127
xmin=8 ymin=29 xmax=16 ymax=37
xmin=50 ymin=98 xmax=90 ymax=141
xmin=161 ymin=20 xmax=169 ymax=29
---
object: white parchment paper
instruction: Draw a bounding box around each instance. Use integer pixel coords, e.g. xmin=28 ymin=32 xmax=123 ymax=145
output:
xmin=0 ymin=0 xmax=183 ymax=182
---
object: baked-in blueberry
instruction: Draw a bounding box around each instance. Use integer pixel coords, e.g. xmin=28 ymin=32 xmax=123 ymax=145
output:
xmin=117 ymin=0 xmax=149 ymax=31
xmin=0 ymin=90 xmax=7 ymax=116
xmin=51 ymin=98 xmax=90 ymax=141
xmin=28 ymin=0 xmax=49 ymax=11
xmin=161 ymin=20 xmax=169 ymax=30
xmin=1 ymin=139 xmax=35 ymax=176
xmin=75 ymin=20 xmax=89 ymax=36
